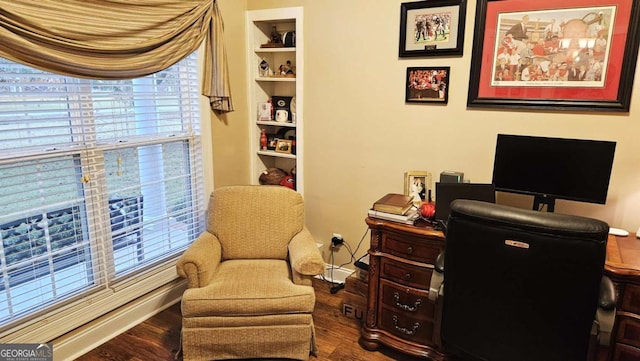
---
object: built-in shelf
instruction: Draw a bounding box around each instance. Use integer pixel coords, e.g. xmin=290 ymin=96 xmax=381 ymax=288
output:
xmin=257 ymin=150 xmax=297 ymax=159
xmin=255 ymin=77 xmax=296 ymax=82
xmin=247 ymin=7 xmax=303 ymax=194
xmin=256 ymin=121 xmax=296 ymax=127
xmin=255 ymin=47 xmax=297 ymax=53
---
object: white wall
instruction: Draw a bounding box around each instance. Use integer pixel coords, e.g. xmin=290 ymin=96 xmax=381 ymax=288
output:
xmin=231 ymin=0 xmax=640 ymax=265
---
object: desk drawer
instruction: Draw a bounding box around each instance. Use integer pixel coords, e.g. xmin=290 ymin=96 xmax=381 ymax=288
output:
xmin=381 ymin=234 xmax=440 ymax=264
xmin=380 ymin=257 xmax=432 ymax=289
xmin=379 ymin=308 xmax=435 ymax=344
xmin=612 ymin=342 xmax=640 ymax=361
xmin=379 ymin=279 xmax=434 ymax=321
xmin=621 ymin=284 xmax=640 ymax=314
xmin=616 ymin=315 xmax=640 ymax=349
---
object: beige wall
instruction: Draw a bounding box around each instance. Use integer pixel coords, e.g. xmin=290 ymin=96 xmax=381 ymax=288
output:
xmin=217 ymin=1 xmax=640 ymax=266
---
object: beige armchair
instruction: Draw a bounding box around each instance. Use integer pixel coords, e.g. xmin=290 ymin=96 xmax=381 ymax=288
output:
xmin=176 ymin=185 xmax=325 ymax=360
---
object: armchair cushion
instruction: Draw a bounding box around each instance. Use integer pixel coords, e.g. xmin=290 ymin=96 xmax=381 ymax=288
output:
xmin=209 ymin=185 xmax=304 ymax=260
xmin=181 ymin=259 xmax=316 ymax=318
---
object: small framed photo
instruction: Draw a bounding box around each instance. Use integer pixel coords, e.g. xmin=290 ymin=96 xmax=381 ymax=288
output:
xmin=404 ymin=171 xmax=433 ymax=204
xmin=275 ymin=139 xmax=292 ymax=154
xmin=258 ymin=102 xmax=272 ymax=121
xmin=399 ymin=0 xmax=467 ymax=57
xmin=406 ymin=67 xmax=450 ymax=104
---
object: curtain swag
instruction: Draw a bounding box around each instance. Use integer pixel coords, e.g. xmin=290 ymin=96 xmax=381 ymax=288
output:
xmin=0 ymin=0 xmax=233 ymax=112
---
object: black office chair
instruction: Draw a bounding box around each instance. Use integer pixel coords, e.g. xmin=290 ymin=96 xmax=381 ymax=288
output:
xmin=434 ymin=199 xmax=615 ymax=361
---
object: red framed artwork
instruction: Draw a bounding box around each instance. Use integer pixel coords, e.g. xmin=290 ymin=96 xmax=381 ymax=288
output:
xmin=467 ymin=0 xmax=640 ymax=111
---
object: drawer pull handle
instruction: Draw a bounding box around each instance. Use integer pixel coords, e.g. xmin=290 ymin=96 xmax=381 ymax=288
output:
xmin=404 ymin=273 xmax=412 ymax=280
xmin=393 ymin=292 xmax=421 ymax=312
xmin=406 ymin=246 xmax=413 ymax=255
xmin=392 ymin=315 xmax=420 ymax=335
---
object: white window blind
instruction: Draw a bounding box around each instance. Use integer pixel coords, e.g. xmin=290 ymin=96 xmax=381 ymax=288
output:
xmin=0 ymin=55 xmax=204 ymax=338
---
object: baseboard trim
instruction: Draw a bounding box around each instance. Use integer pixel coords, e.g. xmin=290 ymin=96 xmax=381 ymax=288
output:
xmin=315 ymin=263 xmax=354 ymax=284
xmin=53 ymin=279 xmax=187 ymax=361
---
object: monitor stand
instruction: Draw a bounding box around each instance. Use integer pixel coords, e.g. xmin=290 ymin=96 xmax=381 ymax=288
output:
xmin=533 ymin=194 xmax=556 ymax=212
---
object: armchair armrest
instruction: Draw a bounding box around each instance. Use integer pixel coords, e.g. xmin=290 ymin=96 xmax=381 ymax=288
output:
xmin=289 ymin=227 xmax=324 ymax=285
xmin=176 ymin=231 xmax=222 ymax=289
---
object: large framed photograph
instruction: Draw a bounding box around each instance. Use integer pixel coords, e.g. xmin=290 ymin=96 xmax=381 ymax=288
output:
xmin=404 ymin=171 xmax=433 ymax=204
xmin=468 ymin=0 xmax=640 ymax=112
xmin=399 ymin=0 xmax=467 ymax=57
xmin=406 ymin=67 xmax=450 ymax=104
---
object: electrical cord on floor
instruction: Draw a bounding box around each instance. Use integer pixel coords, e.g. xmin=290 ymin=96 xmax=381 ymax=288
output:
xmin=325 ymin=227 xmax=369 ymax=294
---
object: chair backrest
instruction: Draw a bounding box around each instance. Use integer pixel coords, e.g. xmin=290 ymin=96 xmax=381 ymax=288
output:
xmin=441 ymin=199 xmax=609 ymax=361
xmin=207 ymin=185 xmax=304 ymax=260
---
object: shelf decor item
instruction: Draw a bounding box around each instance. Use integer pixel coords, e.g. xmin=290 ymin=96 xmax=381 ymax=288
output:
xmin=260 ymin=129 xmax=268 ymax=151
xmin=399 ymin=0 xmax=467 ymax=57
xmin=261 ymin=25 xmax=284 ymax=48
xmin=271 ymin=96 xmax=293 ymax=122
xmin=275 ymin=139 xmax=293 ymax=154
xmin=259 ymin=59 xmax=271 ymax=77
xmin=467 ymin=0 xmax=640 ymax=112
xmin=405 ymin=67 xmax=450 ymax=104
xmin=404 ymin=171 xmax=433 ymax=204
xmin=258 ymin=102 xmax=272 ymax=121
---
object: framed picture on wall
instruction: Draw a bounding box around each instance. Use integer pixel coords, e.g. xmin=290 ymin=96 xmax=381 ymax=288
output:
xmin=399 ymin=0 xmax=467 ymax=57
xmin=467 ymin=0 xmax=640 ymax=112
xmin=406 ymin=67 xmax=450 ymax=104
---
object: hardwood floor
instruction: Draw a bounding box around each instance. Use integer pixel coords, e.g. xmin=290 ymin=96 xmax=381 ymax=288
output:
xmin=76 ymin=277 xmax=610 ymax=361
xmin=76 ymin=278 xmax=421 ymax=361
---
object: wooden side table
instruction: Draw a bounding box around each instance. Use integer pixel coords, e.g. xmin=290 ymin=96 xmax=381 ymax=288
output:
xmin=359 ymin=217 xmax=449 ymax=360
xmin=604 ymin=234 xmax=640 ymax=361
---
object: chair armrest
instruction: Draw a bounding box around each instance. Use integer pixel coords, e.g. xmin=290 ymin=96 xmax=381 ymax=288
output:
xmin=596 ymin=275 xmax=617 ymax=346
xmin=599 ymin=275 xmax=616 ymax=310
xmin=176 ymin=231 xmax=222 ymax=289
xmin=289 ymin=227 xmax=325 ymax=277
xmin=429 ymin=251 xmax=445 ymax=302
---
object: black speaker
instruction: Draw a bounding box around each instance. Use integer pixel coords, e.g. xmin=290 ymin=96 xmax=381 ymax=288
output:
xmin=440 ymin=171 xmax=464 ymax=183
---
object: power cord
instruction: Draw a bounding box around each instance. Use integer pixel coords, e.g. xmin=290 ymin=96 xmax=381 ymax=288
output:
xmin=325 ymin=227 xmax=369 ymax=294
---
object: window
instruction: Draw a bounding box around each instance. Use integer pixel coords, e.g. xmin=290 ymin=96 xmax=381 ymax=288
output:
xmin=0 ymin=54 xmax=204 ymax=334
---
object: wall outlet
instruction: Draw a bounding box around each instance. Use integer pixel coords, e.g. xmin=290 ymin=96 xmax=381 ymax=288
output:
xmin=330 ymin=233 xmax=344 ymax=249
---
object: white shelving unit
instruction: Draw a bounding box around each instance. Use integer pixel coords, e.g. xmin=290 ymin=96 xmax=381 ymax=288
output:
xmin=246 ymin=7 xmax=304 ymax=195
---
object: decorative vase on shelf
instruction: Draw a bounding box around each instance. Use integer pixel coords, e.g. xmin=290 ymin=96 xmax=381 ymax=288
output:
xmin=260 ymin=129 xmax=268 ymax=151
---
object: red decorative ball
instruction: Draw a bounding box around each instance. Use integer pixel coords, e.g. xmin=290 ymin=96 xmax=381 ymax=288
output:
xmin=420 ymin=202 xmax=436 ymax=219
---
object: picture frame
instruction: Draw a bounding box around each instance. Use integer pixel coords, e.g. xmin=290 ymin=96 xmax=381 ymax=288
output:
xmin=406 ymin=67 xmax=450 ymax=103
xmin=399 ymin=0 xmax=467 ymax=57
xmin=404 ymin=171 xmax=433 ymax=204
xmin=275 ymin=139 xmax=292 ymax=154
xmin=467 ymin=0 xmax=640 ymax=112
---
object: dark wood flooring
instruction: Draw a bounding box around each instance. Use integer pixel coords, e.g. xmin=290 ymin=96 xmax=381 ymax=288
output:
xmin=76 ymin=278 xmax=421 ymax=361
xmin=76 ymin=278 xmax=610 ymax=361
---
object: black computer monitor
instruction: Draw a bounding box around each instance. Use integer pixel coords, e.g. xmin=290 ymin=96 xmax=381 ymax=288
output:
xmin=492 ymin=134 xmax=616 ymax=212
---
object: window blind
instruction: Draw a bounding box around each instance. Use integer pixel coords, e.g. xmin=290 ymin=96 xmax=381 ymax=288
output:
xmin=0 ymin=54 xmax=204 ymax=339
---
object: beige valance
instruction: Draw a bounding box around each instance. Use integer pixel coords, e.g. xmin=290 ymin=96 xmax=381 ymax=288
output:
xmin=0 ymin=0 xmax=233 ymax=112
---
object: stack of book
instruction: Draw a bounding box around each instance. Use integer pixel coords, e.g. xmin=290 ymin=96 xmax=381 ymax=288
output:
xmin=368 ymin=193 xmax=419 ymax=225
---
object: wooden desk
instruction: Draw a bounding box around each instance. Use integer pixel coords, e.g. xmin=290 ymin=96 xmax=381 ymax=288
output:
xmin=604 ymin=235 xmax=640 ymax=361
xmin=360 ymin=220 xmax=640 ymax=361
